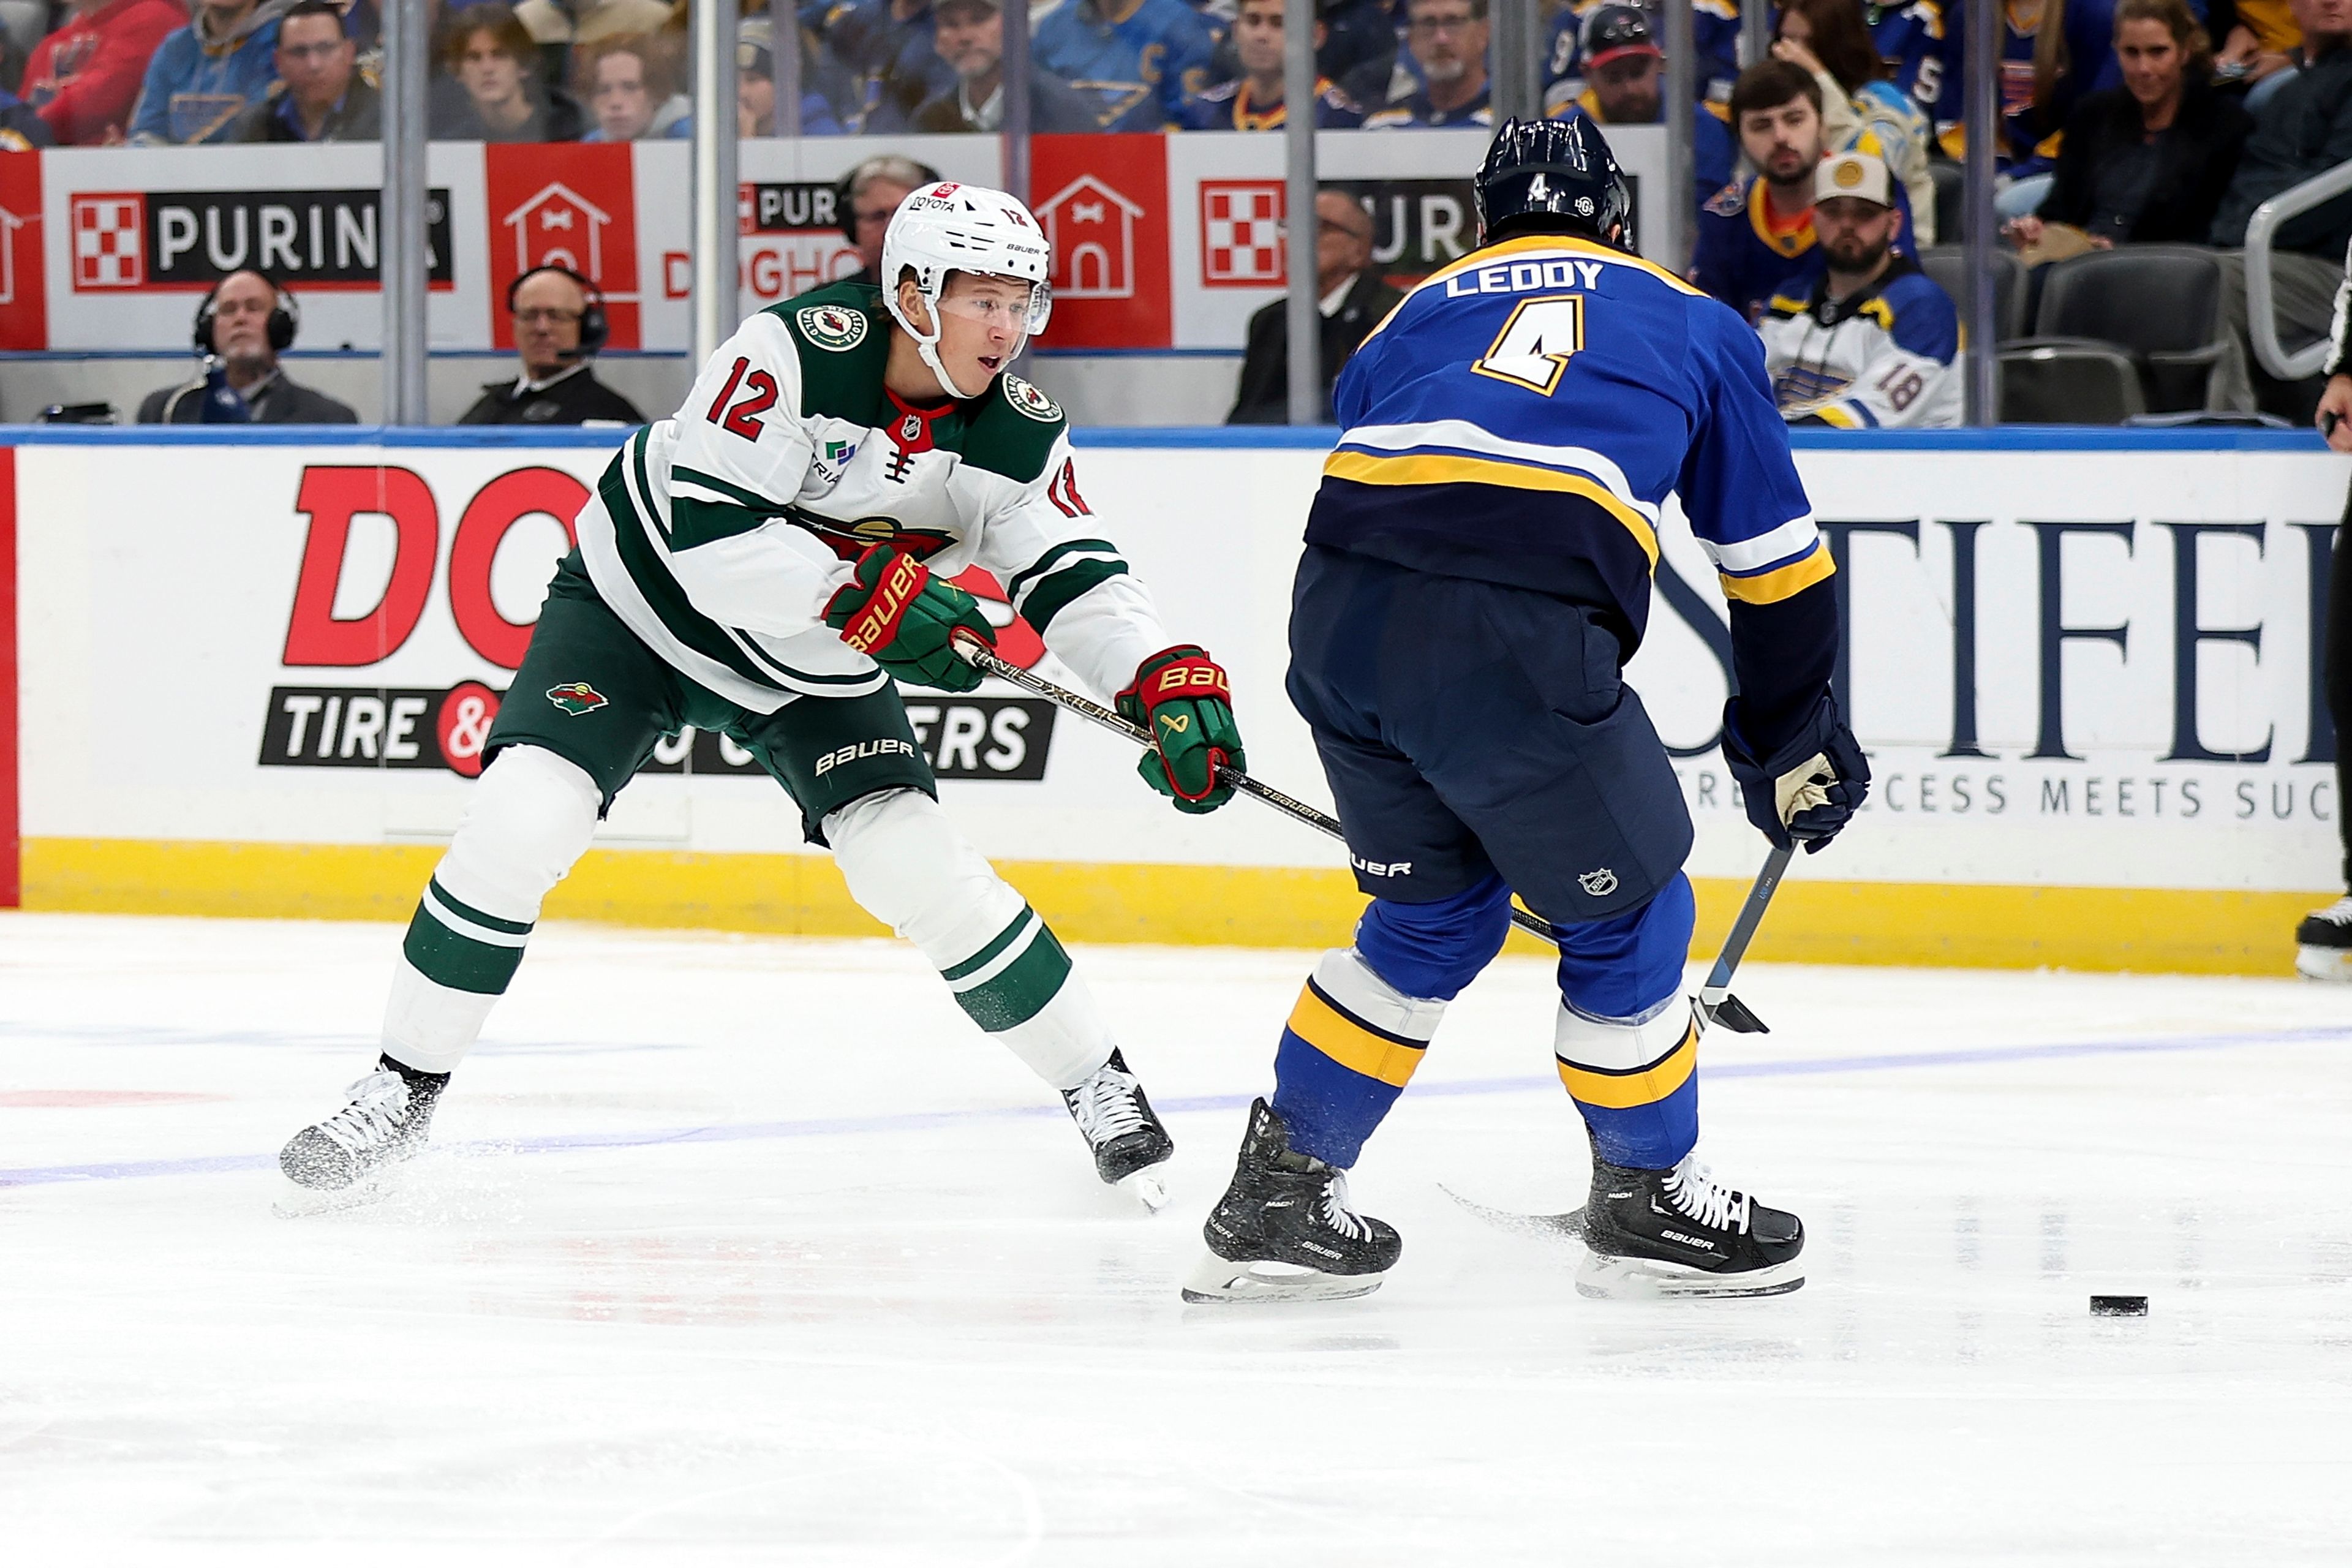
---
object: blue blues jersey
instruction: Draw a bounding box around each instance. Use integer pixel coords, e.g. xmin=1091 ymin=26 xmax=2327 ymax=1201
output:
xmin=1543 ymin=0 xmax=1741 ymax=116
xmin=1869 ymin=0 xmax=1948 ymax=111
xmin=1310 ymin=235 xmax=1834 ymax=665
xmin=1032 ymin=0 xmax=1218 ymax=131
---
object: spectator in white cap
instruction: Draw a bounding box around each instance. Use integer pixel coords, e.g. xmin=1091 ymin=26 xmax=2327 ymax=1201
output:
xmin=1756 ymin=150 xmax=1961 ymax=428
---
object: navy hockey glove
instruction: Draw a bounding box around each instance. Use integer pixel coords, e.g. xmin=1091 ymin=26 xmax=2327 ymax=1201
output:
xmin=823 ymin=545 xmax=995 ymax=693
xmin=1722 ymin=692 xmax=1870 ymax=853
xmin=1117 ymin=646 xmax=1245 ymax=813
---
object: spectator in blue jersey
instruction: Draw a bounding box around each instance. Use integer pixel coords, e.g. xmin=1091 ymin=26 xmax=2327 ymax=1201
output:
xmin=1932 ymin=0 xmax=2158 ymax=210
xmin=1872 ymin=0 xmax=1950 ymax=111
xmin=1542 ymin=0 xmax=1741 ymax=117
xmin=232 ymin=1 xmax=380 ymax=140
xmin=1759 ymin=151 xmax=1962 ymax=426
xmin=912 ymin=0 xmax=1101 ymax=130
xmin=1363 ymin=0 xmax=1492 ymax=126
xmin=1182 ymin=0 xmax=1365 ymax=128
xmin=1551 ymin=7 xmax=1735 ymax=213
xmin=807 ymin=0 xmax=956 ymax=132
xmin=1031 ymin=0 xmax=1218 ymax=130
xmin=1693 ymin=61 xmax=1830 ymax=320
xmin=1774 ymin=0 xmax=1939 ymax=242
xmin=128 ymin=0 xmax=290 ymax=145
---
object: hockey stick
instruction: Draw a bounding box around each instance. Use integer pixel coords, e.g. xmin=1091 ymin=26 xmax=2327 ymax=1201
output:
xmin=1696 ymin=844 xmax=1793 ymax=1035
xmin=944 ymin=633 xmax=1571 ymax=945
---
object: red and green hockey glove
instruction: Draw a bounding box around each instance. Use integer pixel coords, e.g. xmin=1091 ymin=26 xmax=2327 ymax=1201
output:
xmin=1117 ymin=646 xmax=1245 ymax=814
xmin=822 ymin=545 xmax=995 ymax=693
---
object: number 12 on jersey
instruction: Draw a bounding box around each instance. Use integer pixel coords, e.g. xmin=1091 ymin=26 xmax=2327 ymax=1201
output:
xmin=1470 ymin=296 xmax=1586 ymax=396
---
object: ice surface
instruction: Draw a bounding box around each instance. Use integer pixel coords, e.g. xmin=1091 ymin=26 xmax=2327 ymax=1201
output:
xmin=3 ymin=910 xmax=2350 ymax=1565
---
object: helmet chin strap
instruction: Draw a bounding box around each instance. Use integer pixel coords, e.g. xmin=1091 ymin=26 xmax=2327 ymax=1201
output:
xmin=916 ymin=331 xmax=986 ymax=401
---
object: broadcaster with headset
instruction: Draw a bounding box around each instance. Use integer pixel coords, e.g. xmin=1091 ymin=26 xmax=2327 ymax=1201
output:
xmin=458 ymin=265 xmax=647 ymax=426
xmin=137 ymin=269 xmax=358 ymax=424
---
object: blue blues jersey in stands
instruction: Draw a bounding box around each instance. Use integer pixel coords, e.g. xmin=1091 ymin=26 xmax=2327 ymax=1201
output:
xmin=1692 ymin=168 xmax=1919 ymax=323
xmin=1542 ymin=0 xmax=1740 ymax=116
xmin=1032 ymin=0 xmax=1218 ymax=131
xmin=1869 ymin=0 xmax=1948 ymax=112
xmin=1308 ymin=235 xmax=1833 ymax=658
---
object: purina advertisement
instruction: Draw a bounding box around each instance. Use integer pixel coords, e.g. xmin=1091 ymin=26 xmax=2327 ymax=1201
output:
xmin=0 ymin=129 xmax=1675 ymax=354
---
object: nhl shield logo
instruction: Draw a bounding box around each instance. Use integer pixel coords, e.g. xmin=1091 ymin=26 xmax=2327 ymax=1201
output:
xmin=796 ymin=303 xmax=868 ymax=351
xmin=546 ymin=682 xmax=608 ymax=716
xmin=1003 ymin=375 xmax=1061 ymax=422
xmin=1578 ymin=867 xmax=1619 ymax=897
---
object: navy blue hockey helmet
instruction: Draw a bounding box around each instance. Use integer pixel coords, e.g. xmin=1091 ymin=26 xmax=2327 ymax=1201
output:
xmin=1474 ymin=116 xmax=1636 ymax=253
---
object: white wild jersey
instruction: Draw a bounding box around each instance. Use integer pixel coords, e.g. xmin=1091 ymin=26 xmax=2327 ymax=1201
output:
xmin=576 ymin=282 xmax=1169 ymax=713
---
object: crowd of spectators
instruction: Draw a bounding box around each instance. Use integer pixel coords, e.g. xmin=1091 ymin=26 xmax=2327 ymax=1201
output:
xmin=0 ymin=0 xmax=2343 ymax=426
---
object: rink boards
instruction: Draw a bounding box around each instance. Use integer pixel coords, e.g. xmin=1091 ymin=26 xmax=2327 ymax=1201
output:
xmin=0 ymin=426 xmax=2340 ymax=974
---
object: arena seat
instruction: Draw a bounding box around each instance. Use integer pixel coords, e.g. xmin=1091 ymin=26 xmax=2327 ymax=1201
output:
xmin=2007 ymin=246 xmax=2240 ymax=417
xmin=1920 ymin=246 xmax=2026 ymax=343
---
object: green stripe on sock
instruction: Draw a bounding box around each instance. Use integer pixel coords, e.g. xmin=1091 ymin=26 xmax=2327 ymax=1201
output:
xmin=953 ymin=923 xmax=1074 ymax=1032
xmin=403 ymin=904 xmax=527 ymax=995
xmin=427 ymin=877 xmax=533 ymax=937
xmin=940 ymin=907 xmax=1034 ymax=984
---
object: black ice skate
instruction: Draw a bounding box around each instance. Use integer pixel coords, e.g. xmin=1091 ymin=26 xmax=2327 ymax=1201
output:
xmin=1182 ymin=1098 xmax=1400 ymax=1303
xmin=278 ymin=1056 xmax=450 ymax=1197
xmin=1061 ymin=1048 xmax=1174 ymax=1210
xmin=1578 ymin=1152 xmax=1805 ymax=1299
xmin=2295 ymin=896 xmax=2352 ymax=982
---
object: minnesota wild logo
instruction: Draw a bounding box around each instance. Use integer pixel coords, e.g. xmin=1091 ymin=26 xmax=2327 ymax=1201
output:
xmin=1003 ymin=375 xmax=1061 ymax=422
xmin=796 ymin=304 xmax=868 ymax=351
xmin=546 ymin=682 xmax=608 ymax=716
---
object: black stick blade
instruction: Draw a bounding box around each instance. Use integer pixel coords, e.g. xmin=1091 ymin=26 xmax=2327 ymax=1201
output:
xmin=1705 ymin=992 xmax=1771 ymax=1035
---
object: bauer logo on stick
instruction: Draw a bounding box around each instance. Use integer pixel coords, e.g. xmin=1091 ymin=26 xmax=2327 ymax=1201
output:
xmin=545 ymin=682 xmax=608 ymax=716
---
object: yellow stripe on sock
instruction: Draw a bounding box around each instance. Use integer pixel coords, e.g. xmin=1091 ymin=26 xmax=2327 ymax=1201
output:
xmin=1556 ymin=1022 xmax=1697 ymax=1109
xmin=1286 ymin=981 xmax=1428 ymax=1088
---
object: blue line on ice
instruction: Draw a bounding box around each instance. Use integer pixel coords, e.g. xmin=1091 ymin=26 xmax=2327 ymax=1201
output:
xmin=2 ymin=1024 xmax=2344 ymax=1189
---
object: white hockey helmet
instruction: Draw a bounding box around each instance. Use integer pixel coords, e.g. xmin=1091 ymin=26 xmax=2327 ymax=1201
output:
xmin=879 ymin=181 xmax=1054 ymax=398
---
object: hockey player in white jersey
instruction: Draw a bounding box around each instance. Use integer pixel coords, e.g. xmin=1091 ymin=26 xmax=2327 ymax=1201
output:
xmin=1757 ymin=151 xmax=1961 ymax=428
xmin=279 ymin=183 xmax=1247 ymax=1208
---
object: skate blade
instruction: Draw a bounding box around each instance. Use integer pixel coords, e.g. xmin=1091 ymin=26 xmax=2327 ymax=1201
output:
xmin=1118 ymin=1169 xmax=1169 ymax=1214
xmin=272 ymin=1175 xmax=396 ymax=1219
xmin=1179 ymin=1250 xmax=1385 ymax=1304
xmin=2296 ymin=945 xmax=2352 ymax=982
xmin=1574 ymin=1250 xmax=1804 ymax=1300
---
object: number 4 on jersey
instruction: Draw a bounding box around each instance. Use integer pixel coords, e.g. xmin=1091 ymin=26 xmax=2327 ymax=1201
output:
xmin=1471 ymin=296 xmax=1586 ymax=396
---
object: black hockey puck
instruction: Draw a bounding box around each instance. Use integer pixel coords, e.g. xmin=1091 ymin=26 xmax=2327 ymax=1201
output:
xmin=2090 ymin=1295 xmax=2149 ymax=1317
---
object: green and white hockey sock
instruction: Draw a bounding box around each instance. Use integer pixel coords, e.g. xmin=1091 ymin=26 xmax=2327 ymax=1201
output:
xmin=382 ymin=745 xmax=601 ymax=1076
xmin=827 ymin=788 xmax=1113 ymax=1090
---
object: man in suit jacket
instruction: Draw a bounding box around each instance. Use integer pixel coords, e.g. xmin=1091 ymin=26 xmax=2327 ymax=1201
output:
xmin=1228 ymin=191 xmax=1403 ymax=424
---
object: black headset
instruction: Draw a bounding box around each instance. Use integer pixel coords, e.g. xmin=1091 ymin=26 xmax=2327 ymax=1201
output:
xmin=507 ymin=263 xmax=609 ymax=358
xmin=834 ymin=159 xmax=943 ymax=243
xmin=194 ymin=271 xmax=298 ymax=356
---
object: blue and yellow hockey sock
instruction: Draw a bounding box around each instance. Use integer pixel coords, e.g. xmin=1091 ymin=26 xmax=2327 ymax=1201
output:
xmin=1270 ymin=948 xmax=1448 ymax=1168
xmin=1551 ymin=872 xmax=1700 ymax=1169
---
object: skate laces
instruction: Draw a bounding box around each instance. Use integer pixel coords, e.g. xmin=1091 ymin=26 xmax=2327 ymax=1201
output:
xmin=1317 ymin=1171 xmax=1375 ymax=1242
xmin=2312 ymin=896 xmax=2352 ymax=927
xmin=1068 ymin=1060 xmax=1148 ymax=1144
xmin=314 ymin=1069 xmax=412 ymax=1155
xmin=1662 ymin=1156 xmax=1752 ymax=1235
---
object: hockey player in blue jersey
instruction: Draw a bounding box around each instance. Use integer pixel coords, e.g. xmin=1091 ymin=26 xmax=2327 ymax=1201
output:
xmin=1184 ymin=116 xmax=1870 ymax=1306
